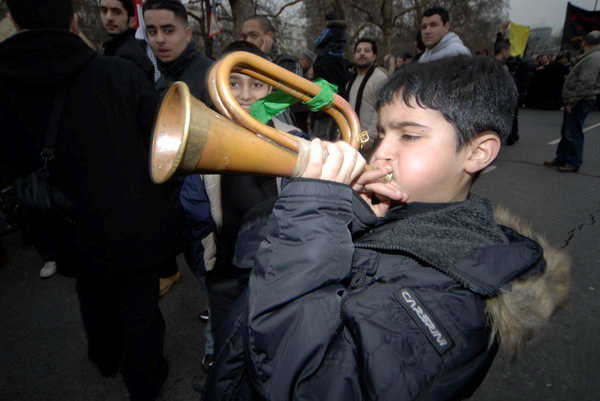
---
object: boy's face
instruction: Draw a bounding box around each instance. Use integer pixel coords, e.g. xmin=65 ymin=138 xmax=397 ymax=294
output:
xmin=100 ymin=0 xmax=135 ymax=36
xmin=229 ymin=72 xmax=271 ymax=112
xmin=371 ymin=100 xmax=472 ymax=203
xmin=145 ymin=9 xmax=191 ymax=62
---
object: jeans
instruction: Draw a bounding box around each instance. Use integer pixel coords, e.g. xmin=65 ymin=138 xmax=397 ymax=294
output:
xmin=555 ymin=99 xmax=596 ymax=168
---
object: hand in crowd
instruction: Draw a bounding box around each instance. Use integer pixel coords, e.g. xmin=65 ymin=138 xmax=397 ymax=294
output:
xmin=301 ymin=139 xmax=407 ymax=216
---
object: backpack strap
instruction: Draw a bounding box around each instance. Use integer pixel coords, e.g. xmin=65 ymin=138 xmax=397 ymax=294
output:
xmin=40 ymin=85 xmax=69 ymax=171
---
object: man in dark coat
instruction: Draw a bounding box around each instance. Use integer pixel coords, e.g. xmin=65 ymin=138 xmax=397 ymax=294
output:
xmin=0 ymin=1 xmax=179 ymax=400
xmin=100 ymin=0 xmax=155 ymax=81
xmin=142 ymin=0 xmax=214 ymax=296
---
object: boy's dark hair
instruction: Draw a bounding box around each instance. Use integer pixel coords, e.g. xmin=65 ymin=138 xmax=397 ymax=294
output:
xmin=143 ymin=0 xmax=188 ymax=25
xmin=246 ymin=15 xmax=275 ymax=34
xmin=494 ymin=40 xmax=511 ymax=55
xmin=222 ymin=40 xmax=268 ymax=60
xmin=7 ymin=0 xmax=73 ymax=30
xmin=114 ymin=0 xmax=135 ymax=18
xmin=423 ymin=6 xmax=449 ymax=24
xmin=354 ymin=38 xmax=377 ymax=55
xmin=378 ymin=56 xmax=517 ymax=147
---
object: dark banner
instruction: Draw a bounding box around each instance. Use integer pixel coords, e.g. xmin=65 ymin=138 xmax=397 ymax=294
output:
xmin=562 ymin=2 xmax=600 ymax=51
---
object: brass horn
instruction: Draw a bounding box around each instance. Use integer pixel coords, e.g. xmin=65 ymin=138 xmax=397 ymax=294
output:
xmin=150 ymin=51 xmax=366 ymax=184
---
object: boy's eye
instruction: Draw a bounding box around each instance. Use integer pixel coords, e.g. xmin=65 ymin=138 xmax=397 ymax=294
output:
xmin=400 ymin=133 xmax=420 ymax=141
xmin=165 ymin=28 xmax=174 ymax=34
xmin=252 ymin=82 xmax=264 ymax=88
xmin=229 ymin=81 xmax=239 ymax=88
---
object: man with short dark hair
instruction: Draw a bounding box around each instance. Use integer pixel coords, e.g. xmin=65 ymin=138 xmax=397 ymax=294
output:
xmin=419 ymin=6 xmax=470 ymax=63
xmin=544 ymin=30 xmax=600 ymax=172
xmin=0 ymin=0 xmax=179 ymax=399
xmin=345 ymin=38 xmax=388 ymax=150
xmin=100 ymin=0 xmax=155 ymax=81
xmin=143 ymin=0 xmax=212 ymax=100
xmin=241 ymin=15 xmax=302 ymax=76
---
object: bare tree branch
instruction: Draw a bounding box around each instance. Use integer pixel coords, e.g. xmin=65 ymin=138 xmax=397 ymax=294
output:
xmin=348 ymin=22 xmax=371 ymax=44
xmin=262 ymin=0 xmax=303 ymax=18
xmin=352 ymin=3 xmax=378 ymax=27
xmin=187 ymin=10 xmax=205 ymax=25
xmin=393 ymin=6 xmax=417 ymax=26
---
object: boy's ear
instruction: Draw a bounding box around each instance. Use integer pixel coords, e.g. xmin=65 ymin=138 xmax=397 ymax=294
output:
xmin=463 ymin=131 xmax=501 ymax=174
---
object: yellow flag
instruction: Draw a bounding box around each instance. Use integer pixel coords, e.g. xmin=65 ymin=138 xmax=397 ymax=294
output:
xmin=509 ymin=22 xmax=530 ymax=57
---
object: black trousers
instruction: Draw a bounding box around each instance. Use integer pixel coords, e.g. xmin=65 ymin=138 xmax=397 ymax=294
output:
xmin=205 ymin=267 xmax=250 ymax=342
xmin=76 ymin=266 xmax=167 ymax=401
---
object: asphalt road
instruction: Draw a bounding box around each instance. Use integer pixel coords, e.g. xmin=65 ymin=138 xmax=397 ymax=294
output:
xmin=0 ymin=108 xmax=598 ymax=401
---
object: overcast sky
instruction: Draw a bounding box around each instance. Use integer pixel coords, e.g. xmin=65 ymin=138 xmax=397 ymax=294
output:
xmin=509 ymin=0 xmax=600 ymax=33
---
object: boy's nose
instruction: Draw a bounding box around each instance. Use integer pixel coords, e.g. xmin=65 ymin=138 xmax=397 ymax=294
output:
xmin=239 ymin=86 xmax=252 ymax=101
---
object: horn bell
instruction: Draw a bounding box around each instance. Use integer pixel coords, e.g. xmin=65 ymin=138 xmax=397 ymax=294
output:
xmin=150 ymin=82 xmax=304 ymax=184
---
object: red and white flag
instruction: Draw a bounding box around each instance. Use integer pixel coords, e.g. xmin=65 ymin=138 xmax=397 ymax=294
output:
xmin=208 ymin=10 xmax=223 ymax=38
xmin=132 ymin=0 xmax=144 ymax=30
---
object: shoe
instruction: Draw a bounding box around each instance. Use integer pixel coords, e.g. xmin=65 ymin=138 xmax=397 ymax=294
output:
xmin=159 ymin=271 xmax=181 ymax=297
xmin=40 ymin=261 xmax=57 ymax=278
xmin=198 ymin=310 xmax=209 ymax=322
xmin=543 ymin=160 xmax=563 ymax=168
xmin=201 ymin=354 xmax=214 ymax=373
xmin=558 ymin=166 xmax=579 ymax=173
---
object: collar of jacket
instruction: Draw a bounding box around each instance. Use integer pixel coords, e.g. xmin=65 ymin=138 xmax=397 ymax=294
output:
xmin=102 ymin=28 xmax=136 ymax=56
xmin=157 ymin=41 xmax=197 ymax=78
xmin=352 ymin=193 xmax=545 ymax=296
xmin=572 ymin=45 xmax=600 ymax=68
xmin=426 ymin=32 xmax=462 ymax=54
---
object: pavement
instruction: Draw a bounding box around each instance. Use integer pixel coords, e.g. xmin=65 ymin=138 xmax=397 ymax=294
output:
xmin=0 ymin=108 xmax=599 ymax=400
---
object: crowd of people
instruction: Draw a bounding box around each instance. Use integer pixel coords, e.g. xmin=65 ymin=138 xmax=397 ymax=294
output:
xmin=0 ymin=0 xmax=581 ymax=400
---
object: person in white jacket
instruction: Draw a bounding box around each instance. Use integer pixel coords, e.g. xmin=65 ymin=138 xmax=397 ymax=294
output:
xmin=419 ymin=7 xmax=471 ymax=63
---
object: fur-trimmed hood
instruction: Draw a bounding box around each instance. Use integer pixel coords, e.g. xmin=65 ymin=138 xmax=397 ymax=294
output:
xmin=487 ymin=207 xmax=571 ymax=357
xmin=353 ymin=195 xmax=571 ymax=358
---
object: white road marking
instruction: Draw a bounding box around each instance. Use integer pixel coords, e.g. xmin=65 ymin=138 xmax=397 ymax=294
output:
xmin=548 ymin=121 xmax=600 ymax=144
xmin=583 ymin=121 xmax=600 ymax=132
xmin=482 ymin=166 xmax=497 ymax=174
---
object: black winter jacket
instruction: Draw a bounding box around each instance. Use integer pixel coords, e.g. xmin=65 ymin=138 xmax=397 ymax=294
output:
xmin=155 ymin=42 xmax=213 ymax=103
xmin=205 ymin=179 xmax=566 ymax=401
xmin=0 ymin=29 xmax=178 ymax=277
xmin=103 ymin=28 xmax=154 ymax=82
